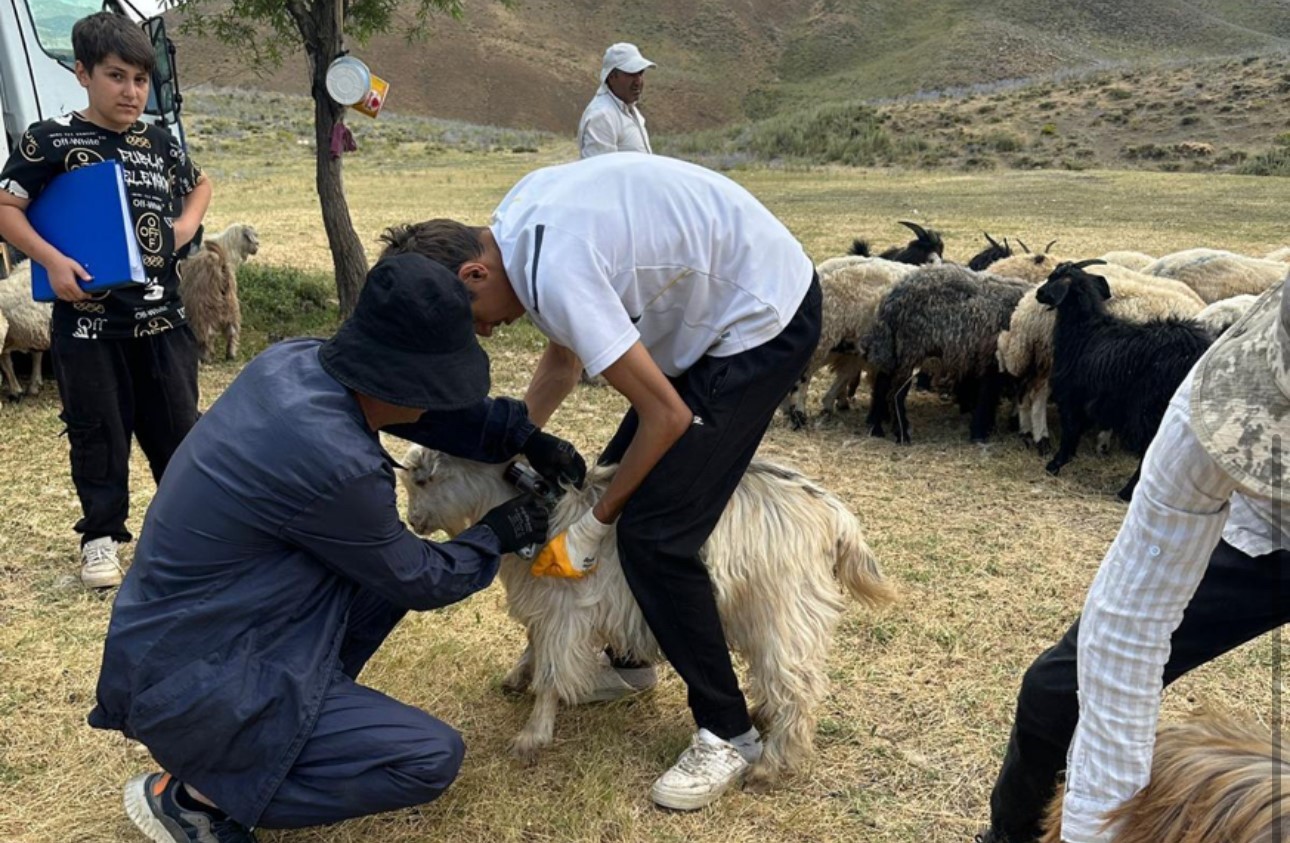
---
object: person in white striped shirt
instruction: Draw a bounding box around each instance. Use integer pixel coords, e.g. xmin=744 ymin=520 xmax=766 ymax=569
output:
xmin=977 ymin=279 xmax=1288 ymax=843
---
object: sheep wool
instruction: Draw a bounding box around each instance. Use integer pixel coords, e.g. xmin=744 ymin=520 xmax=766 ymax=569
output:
xmin=0 ymin=261 xmax=52 ymax=399
xmin=1144 ymin=248 xmax=1287 ymax=303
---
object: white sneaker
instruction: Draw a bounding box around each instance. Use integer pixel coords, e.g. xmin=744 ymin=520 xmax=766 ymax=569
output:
xmin=574 ymin=663 xmax=658 ymax=704
xmin=80 ymin=537 xmax=124 ymax=589
xmin=650 ymin=729 xmax=751 ymax=811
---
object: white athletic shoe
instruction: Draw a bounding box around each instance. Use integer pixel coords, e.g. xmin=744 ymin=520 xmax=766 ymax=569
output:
xmin=650 ymin=729 xmax=751 ymax=811
xmin=80 ymin=536 xmax=124 ymax=589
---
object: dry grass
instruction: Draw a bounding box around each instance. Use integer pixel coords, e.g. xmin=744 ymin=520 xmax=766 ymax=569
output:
xmin=0 ymin=146 xmax=1284 ymax=842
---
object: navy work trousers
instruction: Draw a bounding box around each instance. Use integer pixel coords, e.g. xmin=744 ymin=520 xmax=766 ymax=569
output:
xmin=600 ymin=276 xmax=822 ymax=740
xmin=255 ymin=593 xmax=465 ymax=828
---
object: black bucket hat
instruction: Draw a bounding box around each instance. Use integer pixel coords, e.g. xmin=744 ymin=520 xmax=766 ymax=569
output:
xmin=319 ymin=252 xmax=490 ymax=410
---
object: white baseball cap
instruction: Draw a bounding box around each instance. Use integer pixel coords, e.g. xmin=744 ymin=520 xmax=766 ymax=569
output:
xmin=600 ymin=42 xmax=656 ymax=84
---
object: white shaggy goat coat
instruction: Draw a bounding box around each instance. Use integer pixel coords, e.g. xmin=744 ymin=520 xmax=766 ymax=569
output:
xmin=1144 ymin=248 xmax=1287 ymax=303
xmin=178 ymin=223 xmax=259 ymax=362
xmin=1040 ymin=714 xmax=1289 ymax=843
xmin=401 ymin=446 xmax=895 ymax=786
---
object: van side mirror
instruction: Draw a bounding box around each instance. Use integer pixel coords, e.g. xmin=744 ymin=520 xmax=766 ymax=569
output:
xmin=142 ymin=16 xmax=182 ymax=120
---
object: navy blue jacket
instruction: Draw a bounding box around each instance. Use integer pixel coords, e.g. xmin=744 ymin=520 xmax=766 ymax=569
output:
xmin=88 ymin=339 xmax=536 ymax=825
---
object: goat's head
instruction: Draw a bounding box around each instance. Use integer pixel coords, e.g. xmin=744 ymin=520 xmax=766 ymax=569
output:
xmin=967 ymin=231 xmax=1012 ymax=271
xmin=1036 ymin=259 xmax=1110 ymax=308
xmin=897 ymin=220 xmax=945 ymax=262
xmin=400 ymin=445 xmax=514 ymax=536
xmin=239 ymin=225 xmax=261 ymax=258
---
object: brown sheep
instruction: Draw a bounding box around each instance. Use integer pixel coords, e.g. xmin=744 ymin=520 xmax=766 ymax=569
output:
xmin=1040 ymin=714 xmax=1289 ymax=843
xmin=178 ymin=224 xmax=259 ymax=362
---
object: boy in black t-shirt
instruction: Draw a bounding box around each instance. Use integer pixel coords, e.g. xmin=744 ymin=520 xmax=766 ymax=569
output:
xmin=0 ymin=12 xmax=213 ymax=588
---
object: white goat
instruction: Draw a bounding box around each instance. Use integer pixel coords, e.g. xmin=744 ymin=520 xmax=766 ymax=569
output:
xmin=178 ymin=223 xmax=259 ymax=362
xmin=0 ymin=262 xmax=52 ymax=400
xmin=401 ymin=446 xmax=895 ymax=787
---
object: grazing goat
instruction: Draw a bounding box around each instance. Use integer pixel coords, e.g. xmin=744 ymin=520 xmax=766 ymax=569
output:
xmin=861 ymin=264 xmax=1030 ymax=444
xmin=178 ymin=223 xmax=259 ymax=362
xmin=1195 ymin=293 xmax=1258 ymax=339
xmin=1039 ymin=714 xmax=1289 ymax=843
xmin=0 ymin=261 xmax=52 ymax=400
xmin=400 ymin=447 xmax=895 ymax=787
xmin=781 ymin=256 xmax=916 ymax=427
xmin=1037 ymin=260 xmax=1211 ymax=500
xmin=997 ymin=263 xmax=1204 ymax=452
xmin=967 ymin=232 xmax=1012 ymax=271
xmin=850 ymin=220 xmax=945 ymax=266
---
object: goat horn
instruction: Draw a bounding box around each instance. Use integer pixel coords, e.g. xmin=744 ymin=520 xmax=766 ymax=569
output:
xmin=984 ymin=231 xmax=1002 ymax=249
xmin=1044 ymin=239 xmax=1059 ymax=254
xmin=898 ymin=220 xmax=929 ymax=239
xmin=1066 ymin=258 xmax=1108 ymax=272
xmin=1016 ymin=238 xmax=1032 ymax=254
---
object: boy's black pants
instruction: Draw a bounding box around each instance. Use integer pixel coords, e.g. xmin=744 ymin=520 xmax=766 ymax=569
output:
xmin=51 ymin=327 xmax=200 ymax=546
xmin=987 ymin=539 xmax=1290 ymax=842
xmin=599 ymin=276 xmax=821 ymax=739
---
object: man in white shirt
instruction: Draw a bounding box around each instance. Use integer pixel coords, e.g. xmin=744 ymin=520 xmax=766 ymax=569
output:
xmin=380 ymin=152 xmax=821 ymax=811
xmin=578 ymin=42 xmax=655 ymax=158
xmin=976 ymin=280 xmax=1289 ymax=843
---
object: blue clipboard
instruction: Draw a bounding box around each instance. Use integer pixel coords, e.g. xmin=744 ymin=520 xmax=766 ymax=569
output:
xmin=27 ymin=159 xmax=146 ymax=302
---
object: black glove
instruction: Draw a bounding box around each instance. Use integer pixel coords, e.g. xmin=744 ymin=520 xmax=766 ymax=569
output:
xmin=477 ymin=493 xmax=550 ymax=555
xmin=521 ymin=430 xmax=587 ymax=489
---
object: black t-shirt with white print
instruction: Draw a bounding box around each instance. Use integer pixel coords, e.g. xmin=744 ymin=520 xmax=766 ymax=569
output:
xmin=0 ymin=113 xmax=202 ymax=340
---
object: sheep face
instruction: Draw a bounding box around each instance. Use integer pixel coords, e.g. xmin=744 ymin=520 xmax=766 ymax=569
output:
xmin=400 ymin=444 xmax=511 ymax=536
xmin=241 ymin=226 xmax=260 ymax=258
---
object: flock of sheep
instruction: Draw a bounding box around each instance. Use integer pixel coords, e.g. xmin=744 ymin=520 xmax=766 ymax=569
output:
xmin=785 ymin=222 xmax=1288 ymax=500
xmin=0 ymin=222 xmax=257 ymax=400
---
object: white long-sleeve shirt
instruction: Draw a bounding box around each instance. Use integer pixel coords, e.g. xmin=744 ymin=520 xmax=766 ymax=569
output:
xmin=1062 ymin=375 xmax=1286 ymax=843
xmin=577 ymin=87 xmax=651 ymax=158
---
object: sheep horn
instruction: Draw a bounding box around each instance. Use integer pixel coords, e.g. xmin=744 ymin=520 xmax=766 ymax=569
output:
xmin=984 ymin=231 xmax=1002 ymax=249
xmin=1016 ymin=238 xmax=1032 ymax=254
xmin=1044 ymin=239 xmax=1059 ymax=254
xmin=898 ymin=220 xmax=930 ymax=240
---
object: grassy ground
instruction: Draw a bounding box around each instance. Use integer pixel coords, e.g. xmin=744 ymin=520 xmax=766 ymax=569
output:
xmin=0 ymin=145 xmax=1284 ymax=842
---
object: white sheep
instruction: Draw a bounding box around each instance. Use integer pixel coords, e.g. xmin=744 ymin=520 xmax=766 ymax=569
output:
xmin=400 ymin=446 xmax=896 ymax=787
xmin=997 ymin=263 xmax=1204 ymax=450
xmin=178 ymin=223 xmax=259 ymax=362
xmin=1097 ymin=250 xmax=1156 ymax=272
xmin=1143 ymin=248 xmax=1286 ymax=303
xmin=1194 ymin=293 xmax=1257 ymax=338
xmin=782 ymin=256 xmax=917 ymax=427
xmin=0 ymin=261 xmax=52 ymax=400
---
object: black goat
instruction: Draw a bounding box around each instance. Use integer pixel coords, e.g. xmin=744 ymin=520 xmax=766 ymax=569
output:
xmin=849 ymin=221 xmax=944 ymax=265
xmin=1038 ymin=260 xmax=1213 ymax=500
xmin=967 ymin=232 xmax=1011 ymax=271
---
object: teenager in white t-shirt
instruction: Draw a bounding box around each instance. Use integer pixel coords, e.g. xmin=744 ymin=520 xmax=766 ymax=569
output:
xmin=380 ymin=153 xmax=822 ymax=810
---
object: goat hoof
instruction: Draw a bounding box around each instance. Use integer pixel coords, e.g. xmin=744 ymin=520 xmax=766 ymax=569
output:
xmin=1116 ymin=485 xmax=1134 ymax=503
xmin=789 ymin=409 xmax=808 ymax=430
xmin=743 ymin=764 xmax=778 ymax=794
xmin=1036 ymin=438 xmax=1051 ymax=457
xmin=970 ymin=436 xmax=989 ymax=446
xmin=5 ymin=393 xmax=19 ymax=404
xmin=1045 ymin=459 xmax=1062 ymax=476
xmin=509 ymin=738 xmax=544 ymax=767
xmin=868 ymin=425 xmax=884 ymax=438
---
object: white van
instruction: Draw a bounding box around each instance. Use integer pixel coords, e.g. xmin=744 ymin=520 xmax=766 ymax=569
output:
xmin=0 ymin=0 xmax=185 ymax=159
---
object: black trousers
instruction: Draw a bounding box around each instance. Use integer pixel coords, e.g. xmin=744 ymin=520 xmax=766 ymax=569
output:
xmin=599 ymin=277 xmax=822 ymax=739
xmin=988 ymin=539 xmax=1290 ymax=842
xmin=51 ymin=328 xmax=200 ymax=546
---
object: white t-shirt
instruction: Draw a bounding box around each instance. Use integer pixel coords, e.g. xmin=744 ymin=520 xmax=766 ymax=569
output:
xmin=578 ymin=88 xmax=652 ymax=157
xmin=489 ymin=154 xmax=814 ymax=377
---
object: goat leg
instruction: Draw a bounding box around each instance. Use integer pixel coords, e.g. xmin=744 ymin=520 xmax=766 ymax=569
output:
xmin=893 ymin=377 xmax=913 ymax=444
xmin=26 ymin=350 xmax=43 ymax=396
xmin=510 ymin=684 xmax=559 ymax=766
xmin=0 ymin=352 xmax=21 ymax=401
xmin=866 ymin=371 xmax=892 ymax=437
xmin=500 ymin=641 xmax=535 ymax=695
xmin=969 ymin=370 xmax=1004 ymax=443
xmin=1046 ymin=403 xmax=1084 ymax=475
xmin=1117 ymin=463 xmax=1143 ymax=503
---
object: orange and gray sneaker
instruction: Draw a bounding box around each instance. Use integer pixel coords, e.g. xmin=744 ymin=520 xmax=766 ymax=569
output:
xmin=123 ymin=772 xmax=257 ymax=843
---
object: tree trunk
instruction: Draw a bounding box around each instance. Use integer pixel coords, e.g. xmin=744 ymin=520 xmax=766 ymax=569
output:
xmin=303 ymin=1 xmax=367 ymax=318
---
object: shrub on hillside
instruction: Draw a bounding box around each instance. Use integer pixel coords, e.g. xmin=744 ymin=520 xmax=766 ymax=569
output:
xmin=1236 ymin=146 xmax=1290 ymax=177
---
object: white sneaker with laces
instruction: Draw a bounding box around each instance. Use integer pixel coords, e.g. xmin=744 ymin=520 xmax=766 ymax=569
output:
xmin=80 ymin=536 xmax=124 ymax=588
xmin=650 ymin=728 xmax=751 ymax=811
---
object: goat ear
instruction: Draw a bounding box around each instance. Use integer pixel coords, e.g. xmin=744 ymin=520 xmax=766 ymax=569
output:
xmin=1040 ymin=277 xmax=1070 ymax=306
xmin=1092 ymin=274 xmax=1112 ymax=301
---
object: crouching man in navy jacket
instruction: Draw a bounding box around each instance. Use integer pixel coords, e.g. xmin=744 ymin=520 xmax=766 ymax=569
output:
xmin=89 ymin=253 xmax=586 ymax=842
